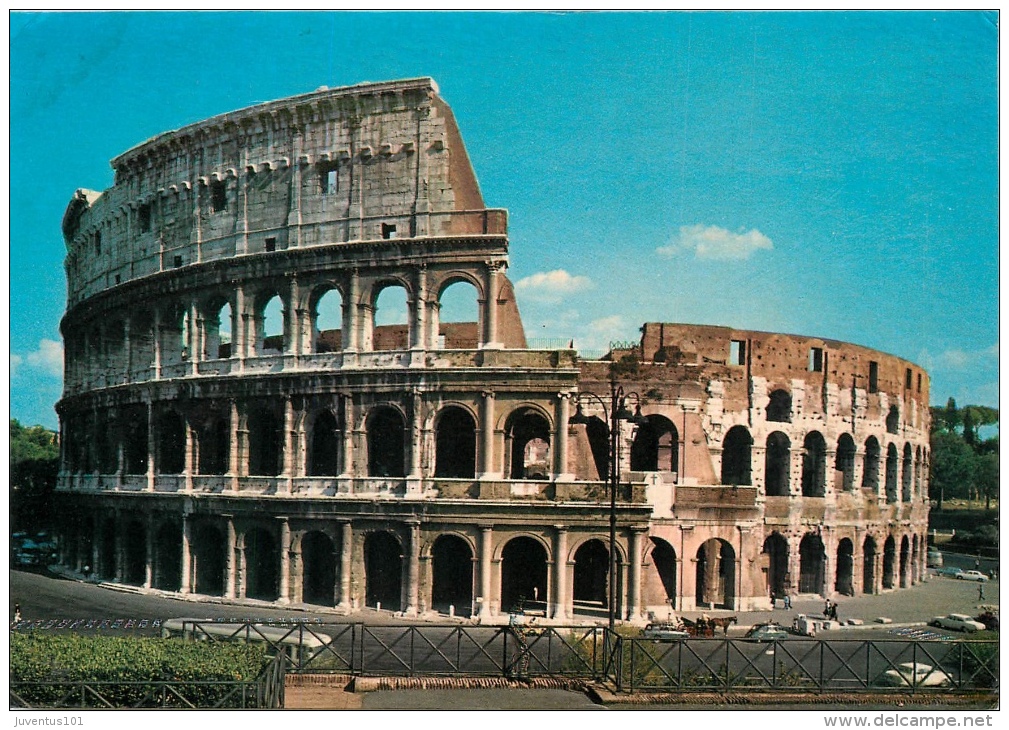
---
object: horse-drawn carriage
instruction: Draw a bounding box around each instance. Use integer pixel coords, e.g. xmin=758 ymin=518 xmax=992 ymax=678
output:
xmin=643 ymin=612 xmax=737 ymax=638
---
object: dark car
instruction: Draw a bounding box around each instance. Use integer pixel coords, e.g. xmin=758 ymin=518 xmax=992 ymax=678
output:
xmin=744 ymin=623 xmax=790 ymax=641
xmin=976 ymin=611 xmax=999 ymax=631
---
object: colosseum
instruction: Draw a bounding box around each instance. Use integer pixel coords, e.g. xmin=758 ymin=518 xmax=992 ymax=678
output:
xmin=54 ymin=77 xmax=930 ymax=621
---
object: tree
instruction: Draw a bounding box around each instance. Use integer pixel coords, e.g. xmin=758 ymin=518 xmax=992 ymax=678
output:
xmin=10 ymin=419 xmax=60 ymax=534
xmin=929 ymin=430 xmax=976 ymax=508
xmin=975 ymin=452 xmax=999 ymax=511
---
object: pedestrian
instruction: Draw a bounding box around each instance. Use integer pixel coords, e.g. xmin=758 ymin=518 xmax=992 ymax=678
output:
xmin=824 ymin=599 xmax=831 ymax=618
xmin=770 ymin=590 xmax=777 ymax=609
xmin=830 ymin=602 xmax=838 ymax=622
xmin=978 ymin=583 xmax=985 ymax=601
xmin=13 ymin=604 xmax=21 ymax=623
xmin=783 ymin=593 xmax=792 ymax=610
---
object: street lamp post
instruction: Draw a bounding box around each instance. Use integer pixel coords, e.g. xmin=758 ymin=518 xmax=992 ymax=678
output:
xmin=570 ymin=378 xmax=646 ymax=632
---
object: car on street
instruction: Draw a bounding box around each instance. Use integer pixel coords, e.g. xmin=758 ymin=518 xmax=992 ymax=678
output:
xmin=743 ymin=623 xmax=790 ymax=641
xmin=877 ymin=662 xmax=952 ymax=688
xmin=957 ymin=570 xmax=990 ymax=582
xmin=641 ymin=623 xmax=689 ymax=640
xmin=934 ymin=566 xmax=963 ymax=578
xmin=928 ymin=613 xmax=986 ymax=633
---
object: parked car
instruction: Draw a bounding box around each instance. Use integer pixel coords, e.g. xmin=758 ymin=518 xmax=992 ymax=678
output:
xmin=926 ymin=548 xmax=943 ymax=568
xmin=877 ymin=662 xmax=951 ymax=688
xmin=934 ymin=567 xmax=963 ymax=578
xmin=957 ymin=570 xmax=990 ymax=582
xmin=976 ymin=611 xmax=999 ymax=632
xmin=744 ymin=623 xmax=790 ymax=641
xmin=929 ymin=613 xmax=986 ymax=633
xmin=641 ymin=623 xmax=689 ymax=640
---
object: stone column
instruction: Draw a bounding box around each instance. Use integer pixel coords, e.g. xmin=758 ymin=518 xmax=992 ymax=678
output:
xmin=282 ymin=397 xmax=294 ymax=494
xmin=554 ymin=393 xmax=571 ymax=480
xmin=229 ymin=400 xmax=240 ymax=491
xmin=225 ymin=516 xmax=237 ymax=599
xmin=116 ymin=429 xmax=125 ymax=491
xmin=123 ymin=317 xmax=132 ymax=383
xmin=184 ymin=416 xmax=195 ymax=492
xmin=278 ymin=518 xmax=291 ymax=604
xmin=480 ymin=391 xmax=497 ymax=478
xmin=144 ymin=513 xmax=154 ymax=588
xmin=233 ymin=286 xmax=247 ymax=363
xmin=479 ymin=525 xmax=494 ymax=618
xmin=153 ymin=307 xmax=162 ymax=378
xmin=411 ymin=266 xmax=427 ymax=351
xmin=406 ymin=521 xmax=421 ymax=615
xmin=341 ymin=396 xmax=355 ymax=481
xmin=287 ymin=277 xmax=301 ymax=356
xmin=482 ymin=262 xmax=501 ymax=348
xmin=628 ymin=527 xmax=645 ymax=622
xmin=552 ymin=525 xmax=568 ymax=620
xmin=344 ymin=269 xmax=360 ymax=354
xmin=339 ymin=521 xmax=354 ymax=611
xmin=188 ymin=302 xmax=200 ymax=375
xmin=236 ymin=532 xmax=247 ymax=599
xmin=180 ymin=515 xmax=192 ymax=594
xmin=114 ymin=516 xmax=125 ymax=583
xmin=407 ymin=391 xmax=424 ymax=494
xmin=146 ymin=402 xmax=156 ymax=492
xmin=91 ymin=513 xmax=101 ymax=577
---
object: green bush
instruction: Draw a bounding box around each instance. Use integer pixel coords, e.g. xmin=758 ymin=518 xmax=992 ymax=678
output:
xmin=11 ymin=633 xmax=270 ymax=707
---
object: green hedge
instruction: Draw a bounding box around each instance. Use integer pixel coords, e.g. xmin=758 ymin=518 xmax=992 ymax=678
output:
xmin=11 ymin=633 xmax=270 ymax=707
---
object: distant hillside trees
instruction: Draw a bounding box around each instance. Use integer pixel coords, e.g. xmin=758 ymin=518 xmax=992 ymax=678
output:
xmin=929 ymin=399 xmax=999 ymax=511
xmin=10 ymin=419 xmax=59 ymax=534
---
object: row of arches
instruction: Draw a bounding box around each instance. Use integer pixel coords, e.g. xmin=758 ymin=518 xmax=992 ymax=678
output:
xmin=720 ymin=425 xmax=926 ymax=502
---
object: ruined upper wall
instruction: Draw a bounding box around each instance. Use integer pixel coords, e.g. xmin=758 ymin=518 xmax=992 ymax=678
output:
xmin=62 ymin=78 xmax=503 ymax=306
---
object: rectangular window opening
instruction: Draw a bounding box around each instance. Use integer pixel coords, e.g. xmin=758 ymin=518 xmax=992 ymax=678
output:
xmin=173 ymin=255 xmax=183 ymax=268
xmin=381 ymin=223 xmax=397 ymax=240
xmin=265 ymin=237 xmax=277 ymax=252
xmin=319 ymin=163 xmax=339 ymax=195
xmin=729 ymin=339 xmax=746 ymax=366
xmin=868 ymin=361 xmax=879 ymax=394
xmin=905 ymin=368 xmax=912 ymax=389
xmin=93 ymin=232 xmax=101 ymax=256
xmin=917 ymin=373 xmax=922 ymax=393
xmin=808 ymin=347 xmax=823 ymax=372
xmin=211 ymin=180 xmax=227 ymax=213
xmin=139 ymin=203 xmax=151 ymax=233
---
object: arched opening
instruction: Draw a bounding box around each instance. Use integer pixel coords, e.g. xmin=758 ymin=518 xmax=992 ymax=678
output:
xmin=365 ymin=531 xmax=402 ymax=611
xmin=437 ymin=280 xmax=480 ymax=349
xmin=862 ymin=437 xmax=880 ymax=492
xmin=431 ymin=534 xmax=473 ymax=615
xmin=192 ymin=524 xmax=226 ymax=596
xmin=764 ymin=431 xmax=791 ymax=496
xmin=205 ymin=298 xmax=233 ymax=359
xmin=630 ymin=415 xmax=678 ymax=473
xmin=302 ymin=531 xmax=337 ymax=606
xmin=366 ymin=406 xmax=406 ymax=478
xmin=901 ymin=443 xmax=913 ymax=502
xmin=911 ymin=534 xmax=920 ymax=585
xmin=95 ymin=412 xmax=116 ymax=474
xmin=123 ymin=520 xmax=146 ymax=586
xmin=885 ymin=444 xmax=899 ymax=503
xmin=573 ymin=539 xmax=610 ymax=609
xmin=762 ymin=532 xmax=789 ymax=598
xmin=863 ymin=537 xmax=877 ymax=595
xmin=97 ymin=519 xmax=116 ymax=578
xmin=244 ymin=527 xmax=279 ymax=601
xmin=899 ymin=535 xmax=910 ymax=589
xmin=156 ymin=411 xmax=185 ymax=475
xmin=721 ymin=426 xmax=752 ymax=485
xmin=257 ymin=293 xmax=285 ymax=355
xmin=154 ymin=522 xmax=182 ymax=592
xmin=500 ymin=536 xmax=548 ymax=614
xmin=695 ymin=538 xmax=735 ymax=609
xmin=799 ymin=533 xmax=826 ymax=595
xmin=801 ymin=431 xmax=827 ymax=497
xmin=883 ymin=536 xmax=896 ymax=589
xmin=766 ymin=389 xmax=792 ymax=422
xmin=835 ymin=538 xmax=854 ymax=596
xmin=914 ymin=446 xmax=923 ymax=498
xmin=248 ymin=407 xmax=282 ymax=476
xmin=835 ymin=434 xmax=856 ymax=492
xmin=372 ymin=284 xmax=410 ymax=352
xmin=311 ymin=287 xmax=344 ymax=353
xmin=123 ymin=407 xmax=148 ymax=475
xmin=585 ymin=416 xmax=609 ymax=481
xmin=434 ymin=407 xmax=477 ymax=478
xmin=505 ymin=409 xmax=551 ymax=480
xmin=886 ymin=405 xmax=900 ymax=435
xmin=198 ymin=417 xmax=230 ymax=475
xmin=648 ymin=538 xmax=677 ymax=610
xmin=309 ymin=410 xmax=342 ymax=476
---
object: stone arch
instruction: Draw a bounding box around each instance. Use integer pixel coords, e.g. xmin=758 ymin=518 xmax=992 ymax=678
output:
xmin=572 ymin=538 xmax=610 ymax=609
xmin=435 ymin=277 xmax=481 ymax=349
xmin=899 ymin=534 xmax=910 ymax=588
xmin=911 ymin=534 xmax=920 ymax=586
xmin=883 ymin=535 xmax=896 ymax=589
xmin=766 ymin=389 xmax=792 ymax=423
xmin=302 ymin=530 xmax=337 ymax=606
xmin=371 ymin=281 xmax=411 ymax=352
xmin=431 ymin=534 xmax=473 ymax=615
xmin=630 ymin=414 xmax=678 ymax=473
xmin=434 ymin=406 xmax=477 ymax=478
xmin=504 ymin=407 xmax=552 ymax=480
xmin=197 ymin=415 xmax=230 ymax=476
xmin=123 ymin=405 xmax=148 ymax=475
xmin=801 ymin=431 xmax=827 ymax=497
xmin=914 ymin=445 xmax=923 ymax=498
xmin=309 ymin=284 xmax=344 ymax=353
xmin=192 ymin=523 xmax=226 ymax=596
xmin=764 ymin=431 xmax=791 ymax=496
xmin=364 ymin=530 xmax=403 ymax=611
xmin=901 ymin=442 xmax=913 ymax=502
xmin=886 ymin=405 xmax=900 ymax=435
xmin=648 ymin=537 xmax=678 ymax=610
xmin=584 ymin=416 xmax=609 ymax=481
xmin=799 ymin=533 xmax=826 ymax=595
xmin=154 ymin=521 xmax=182 ymax=592
xmin=366 ymin=405 xmax=407 ymax=478
xmin=885 ymin=443 xmax=899 ymax=503
xmin=695 ymin=538 xmax=735 ymax=609
xmin=862 ymin=436 xmax=880 ymax=492
xmin=500 ymin=536 xmax=549 ymax=613
xmin=255 ymin=290 xmax=286 ymax=356
xmin=244 ymin=526 xmax=279 ymax=601
xmin=203 ymin=295 xmax=233 ymax=359
xmin=762 ymin=532 xmax=789 ymax=598
xmin=308 ymin=409 xmax=342 ymax=476
xmin=863 ymin=536 xmax=877 ymax=595
xmin=159 ymin=300 xmax=188 ymax=367
xmin=156 ymin=409 xmax=185 ymax=475
xmin=835 ymin=433 xmax=856 ymax=492
xmin=122 ymin=519 xmax=147 ymax=586
xmin=835 ymin=537 xmax=854 ymax=596
xmin=247 ymin=406 xmax=282 ymax=476
xmin=721 ymin=425 xmax=752 ymax=485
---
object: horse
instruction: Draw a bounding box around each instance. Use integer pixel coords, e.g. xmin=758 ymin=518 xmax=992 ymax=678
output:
xmin=710 ymin=616 xmax=738 ymax=635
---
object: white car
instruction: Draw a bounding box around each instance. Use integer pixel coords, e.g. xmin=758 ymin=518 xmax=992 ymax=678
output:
xmin=878 ymin=662 xmax=952 ymax=688
xmin=957 ymin=570 xmax=990 ymax=582
xmin=929 ymin=613 xmax=986 ymax=632
xmin=641 ymin=623 xmax=689 ymax=640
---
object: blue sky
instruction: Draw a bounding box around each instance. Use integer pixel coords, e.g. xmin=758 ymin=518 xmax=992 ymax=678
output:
xmin=9 ymin=11 xmax=999 ymax=430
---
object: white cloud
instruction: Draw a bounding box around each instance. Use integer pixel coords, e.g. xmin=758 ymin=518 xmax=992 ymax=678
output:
xmin=657 ymin=224 xmax=773 ymax=260
xmin=12 ymin=339 xmax=63 ymax=378
xmin=927 ymin=343 xmax=999 ymax=372
xmin=514 ymin=269 xmax=593 ymax=303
